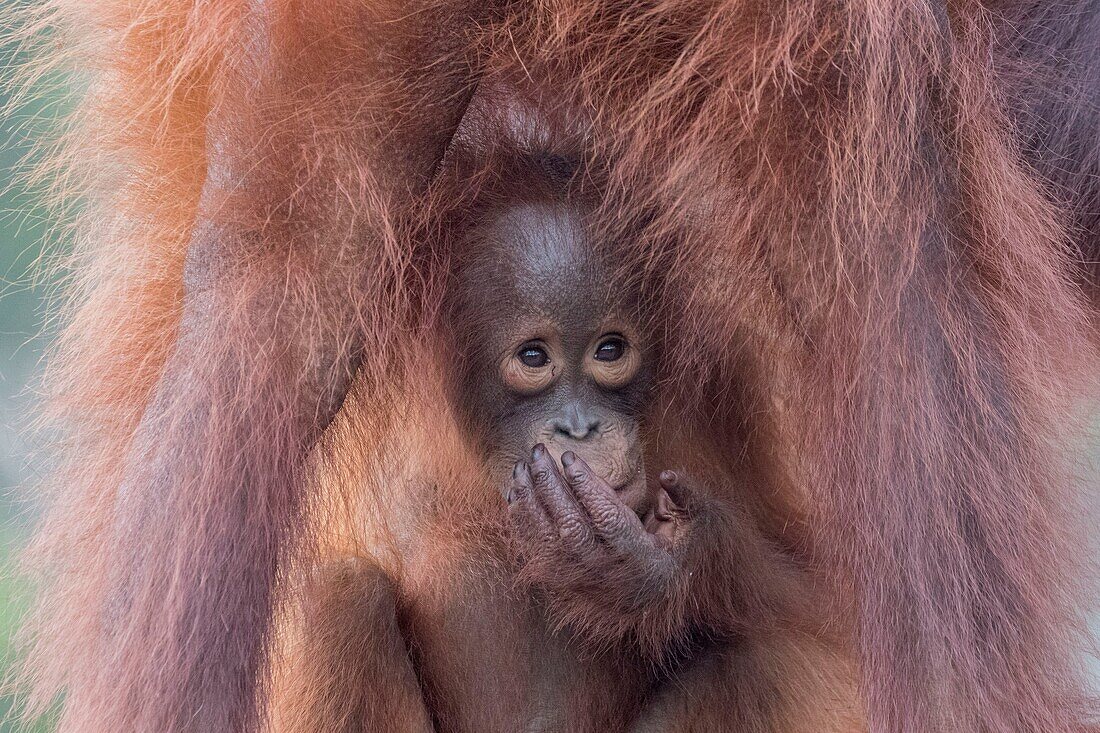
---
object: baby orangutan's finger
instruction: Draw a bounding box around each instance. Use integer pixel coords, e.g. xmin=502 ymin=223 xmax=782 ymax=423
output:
xmin=508 ymin=460 xmax=553 ymax=543
xmin=527 ymin=444 xmax=594 ymax=555
xmin=561 ymin=452 xmax=643 ymax=550
xmin=658 ymin=470 xmax=690 ymax=508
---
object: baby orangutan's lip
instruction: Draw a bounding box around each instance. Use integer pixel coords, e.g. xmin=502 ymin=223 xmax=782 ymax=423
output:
xmin=609 ymin=473 xmax=650 ymax=514
xmin=603 ymin=472 xmax=639 ymax=492
xmin=609 ymin=477 xmax=642 ymax=493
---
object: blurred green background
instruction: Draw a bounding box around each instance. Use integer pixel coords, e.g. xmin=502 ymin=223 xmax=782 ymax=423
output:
xmin=0 ymin=2 xmax=63 ymax=729
xmin=0 ymin=2 xmax=1095 ymax=732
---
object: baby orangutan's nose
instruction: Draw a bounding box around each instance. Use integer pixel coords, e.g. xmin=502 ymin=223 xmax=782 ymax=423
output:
xmin=550 ymin=403 xmax=600 ymax=441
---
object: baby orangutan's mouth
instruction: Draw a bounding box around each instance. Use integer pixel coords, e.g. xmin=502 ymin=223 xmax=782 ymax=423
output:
xmin=608 ymin=469 xmax=650 ymax=516
xmin=573 ymin=462 xmax=641 ymax=494
xmin=523 ymin=442 xmax=650 ymax=513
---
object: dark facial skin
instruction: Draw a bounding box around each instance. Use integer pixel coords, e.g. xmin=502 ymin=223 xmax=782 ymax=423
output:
xmin=454 ymin=200 xmax=656 ymax=510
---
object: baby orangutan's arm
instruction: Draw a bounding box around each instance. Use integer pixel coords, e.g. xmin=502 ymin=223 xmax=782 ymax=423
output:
xmin=508 ymin=447 xmax=805 ymax=658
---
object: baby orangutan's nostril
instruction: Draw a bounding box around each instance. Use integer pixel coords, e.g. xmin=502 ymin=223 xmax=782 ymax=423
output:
xmin=551 ymin=417 xmax=600 ymax=441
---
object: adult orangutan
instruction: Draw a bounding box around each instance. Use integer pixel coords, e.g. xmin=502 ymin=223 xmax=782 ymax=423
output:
xmin=12 ymin=1 xmax=1098 ymax=732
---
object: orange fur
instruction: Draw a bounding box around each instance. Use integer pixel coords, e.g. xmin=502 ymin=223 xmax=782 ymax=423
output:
xmin=7 ymin=0 xmax=1097 ymax=731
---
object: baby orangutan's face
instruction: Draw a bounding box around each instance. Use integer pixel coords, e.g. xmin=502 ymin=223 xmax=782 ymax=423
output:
xmin=452 ymin=201 xmax=655 ymax=513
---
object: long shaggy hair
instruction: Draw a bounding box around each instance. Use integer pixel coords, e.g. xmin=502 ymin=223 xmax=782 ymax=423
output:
xmin=7 ymin=0 xmax=1098 ymax=731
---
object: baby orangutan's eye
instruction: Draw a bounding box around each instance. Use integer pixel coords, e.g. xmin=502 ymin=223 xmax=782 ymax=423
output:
xmin=518 ymin=345 xmax=550 ymax=368
xmin=501 ymin=341 xmax=557 ymax=394
xmin=594 ymin=336 xmax=625 ymax=362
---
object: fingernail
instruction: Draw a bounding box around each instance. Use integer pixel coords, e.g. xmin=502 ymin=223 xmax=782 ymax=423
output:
xmin=532 ymin=444 xmax=545 ymax=460
xmin=561 ymin=451 xmax=575 ymax=467
xmin=513 ymin=461 xmax=525 ymax=478
xmin=506 ymin=488 xmax=516 ymax=504
xmin=660 ymin=470 xmax=677 ymax=486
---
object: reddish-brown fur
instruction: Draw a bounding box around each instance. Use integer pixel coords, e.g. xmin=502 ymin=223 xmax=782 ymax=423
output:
xmin=8 ymin=0 xmax=1098 ymax=731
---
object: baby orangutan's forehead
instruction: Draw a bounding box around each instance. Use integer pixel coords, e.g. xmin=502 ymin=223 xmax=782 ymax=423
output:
xmin=483 ymin=201 xmax=619 ymax=325
xmin=493 ymin=203 xmax=588 ymax=278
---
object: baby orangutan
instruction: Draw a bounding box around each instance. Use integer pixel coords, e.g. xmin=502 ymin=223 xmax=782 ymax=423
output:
xmin=451 ymin=193 xmax=691 ymax=649
xmin=274 ymin=151 xmax=858 ymax=732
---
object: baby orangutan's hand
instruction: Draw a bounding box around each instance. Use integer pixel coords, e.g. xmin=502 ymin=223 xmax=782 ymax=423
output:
xmin=506 ymin=444 xmax=687 ymax=613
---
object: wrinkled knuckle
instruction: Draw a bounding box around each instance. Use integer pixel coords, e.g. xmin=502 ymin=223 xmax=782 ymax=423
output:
xmin=597 ymin=508 xmax=626 ymax=531
xmin=558 ymin=518 xmax=589 ymax=545
xmin=624 ymin=524 xmax=653 ymax=549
